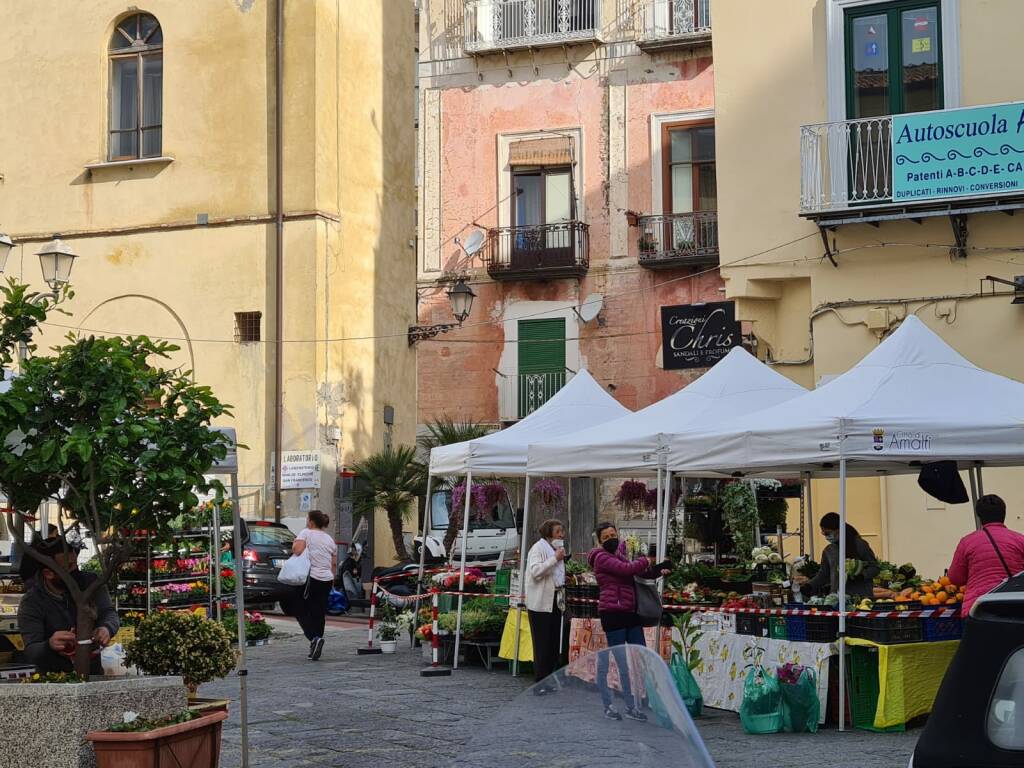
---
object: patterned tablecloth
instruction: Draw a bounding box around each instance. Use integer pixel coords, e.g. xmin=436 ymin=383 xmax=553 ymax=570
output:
xmin=691 ymin=630 xmax=837 ymax=724
xmin=566 ymin=618 xmax=673 ymax=691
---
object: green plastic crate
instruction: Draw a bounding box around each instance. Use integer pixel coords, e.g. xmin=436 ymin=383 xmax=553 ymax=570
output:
xmin=494 ymin=568 xmax=511 ymax=608
xmin=768 ymin=616 xmax=788 ymax=640
xmin=847 ymin=646 xmax=905 ymax=733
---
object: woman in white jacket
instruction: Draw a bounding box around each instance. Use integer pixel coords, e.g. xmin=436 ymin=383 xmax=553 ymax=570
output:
xmin=526 ymin=519 xmax=566 ymax=690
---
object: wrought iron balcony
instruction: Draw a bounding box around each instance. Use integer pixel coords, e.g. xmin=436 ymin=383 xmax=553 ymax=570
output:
xmin=485 ymin=221 xmax=589 ymax=280
xmin=800 ymin=116 xmax=896 ymax=216
xmin=464 ymin=0 xmax=601 ymax=54
xmin=636 ymin=0 xmax=711 ymax=51
xmin=636 ymin=212 xmax=718 ymax=269
xmin=498 ymin=370 xmax=573 ymax=422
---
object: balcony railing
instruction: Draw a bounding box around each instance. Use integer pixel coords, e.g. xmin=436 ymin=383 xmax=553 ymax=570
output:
xmin=464 ymin=0 xmax=601 ymax=54
xmin=636 ymin=212 xmax=718 ymax=269
xmin=485 ymin=221 xmax=589 ymax=280
xmin=498 ymin=370 xmax=573 ymax=421
xmin=801 ymin=116 xmax=897 ymax=215
xmin=637 ymin=0 xmax=711 ymax=50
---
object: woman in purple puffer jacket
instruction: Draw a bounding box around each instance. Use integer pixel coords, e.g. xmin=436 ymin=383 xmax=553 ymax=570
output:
xmin=587 ymin=522 xmax=671 ymax=722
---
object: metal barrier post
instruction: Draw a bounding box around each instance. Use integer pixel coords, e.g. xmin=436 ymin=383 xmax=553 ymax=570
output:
xmin=421 ymin=589 xmax=452 ymax=677
xmin=357 ymin=580 xmax=383 ymax=655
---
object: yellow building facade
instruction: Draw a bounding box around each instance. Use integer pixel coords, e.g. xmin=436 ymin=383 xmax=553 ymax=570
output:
xmin=713 ymin=0 xmax=1024 ymax=576
xmin=0 ymin=1 xmax=416 ymax=556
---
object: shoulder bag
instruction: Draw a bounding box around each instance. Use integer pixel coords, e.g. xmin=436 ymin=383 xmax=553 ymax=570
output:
xmin=982 ymin=527 xmax=1014 ymax=578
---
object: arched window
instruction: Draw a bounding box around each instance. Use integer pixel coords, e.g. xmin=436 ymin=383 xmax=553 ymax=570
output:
xmin=108 ymin=13 xmax=163 ymax=161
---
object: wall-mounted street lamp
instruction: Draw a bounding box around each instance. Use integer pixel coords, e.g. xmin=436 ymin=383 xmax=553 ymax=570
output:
xmin=0 ymin=232 xmax=80 ymax=294
xmin=408 ymin=278 xmax=477 ymax=345
xmin=0 ymin=232 xmax=81 ymax=362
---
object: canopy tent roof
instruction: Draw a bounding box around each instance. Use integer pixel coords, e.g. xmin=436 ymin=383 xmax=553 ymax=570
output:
xmin=667 ymin=315 xmax=1024 ymax=477
xmin=526 ymin=347 xmax=807 ymax=476
xmin=428 ymin=369 xmax=630 ymax=476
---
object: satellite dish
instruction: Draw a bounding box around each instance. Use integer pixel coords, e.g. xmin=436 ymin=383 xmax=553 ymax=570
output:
xmin=576 ymin=293 xmax=603 ymax=323
xmin=461 ymin=229 xmax=486 ymax=257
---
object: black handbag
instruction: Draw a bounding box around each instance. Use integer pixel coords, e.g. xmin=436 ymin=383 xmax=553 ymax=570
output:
xmin=634 ymin=576 xmax=663 ymax=627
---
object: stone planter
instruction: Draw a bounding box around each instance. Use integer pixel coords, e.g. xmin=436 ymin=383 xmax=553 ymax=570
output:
xmin=0 ymin=676 xmax=187 ymax=768
xmin=87 ymin=709 xmax=226 ymax=768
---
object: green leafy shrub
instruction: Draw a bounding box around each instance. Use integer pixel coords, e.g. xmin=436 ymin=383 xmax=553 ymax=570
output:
xmin=125 ymin=611 xmax=236 ymax=693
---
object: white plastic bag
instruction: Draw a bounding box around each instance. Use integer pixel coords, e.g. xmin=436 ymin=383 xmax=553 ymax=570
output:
xmin=101 ymin=643 xmax=128 ymax=677
xmin=278 ymin=550 xmax=311 ymax=586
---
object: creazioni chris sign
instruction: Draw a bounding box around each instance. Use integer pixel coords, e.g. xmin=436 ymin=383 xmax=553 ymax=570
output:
xmin=892 ymin=101 xmax=1024 ymax=204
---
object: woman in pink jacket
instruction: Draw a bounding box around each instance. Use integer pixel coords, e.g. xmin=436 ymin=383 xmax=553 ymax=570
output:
xmin=587 ymin=522 xmax=670 ymax=721
xmin=948 ymin=495 xmax=1024 ymax=616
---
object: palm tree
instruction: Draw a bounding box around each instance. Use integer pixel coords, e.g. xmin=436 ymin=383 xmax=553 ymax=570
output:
xmin=417 ymin=415 xmax=492 ymax=452
xmin=418 ymin=416 xmax=493 ymax=555
xmin=351 ymin=445 xmax=424 ymax=563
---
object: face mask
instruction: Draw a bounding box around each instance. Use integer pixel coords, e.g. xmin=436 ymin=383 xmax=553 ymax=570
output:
xmin=551 ymin=539 xmax=564 ymax=550
xmin=824 ymin=533 xmax=838 ymax=544
xmin=602 ymin=538 xmax=620 ymax=554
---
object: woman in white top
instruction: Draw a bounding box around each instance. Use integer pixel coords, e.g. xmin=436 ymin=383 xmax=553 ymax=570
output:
xmin=292 ymin=510 xmax=337 ymax=660
xmin=525 ymin=518 xmax=566 ymax=690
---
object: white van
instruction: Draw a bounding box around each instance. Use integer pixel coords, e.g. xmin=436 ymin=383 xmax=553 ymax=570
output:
xmin=415 ymin=487 xmax=520 ymax=564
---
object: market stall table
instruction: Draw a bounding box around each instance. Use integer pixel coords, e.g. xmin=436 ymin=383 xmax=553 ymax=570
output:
xmin=846 ymin=637 xmax=959 ymax=730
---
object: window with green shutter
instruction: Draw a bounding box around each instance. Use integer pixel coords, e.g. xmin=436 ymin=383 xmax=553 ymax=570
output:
xmin=516 ymin=318 xmax=566 ymax=419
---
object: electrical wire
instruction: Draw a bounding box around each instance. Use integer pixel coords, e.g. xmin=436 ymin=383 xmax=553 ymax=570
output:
xmin=39 ymin=231 xmax=822 ymax=345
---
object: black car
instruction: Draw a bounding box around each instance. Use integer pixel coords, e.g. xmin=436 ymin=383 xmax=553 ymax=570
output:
xmin=229 ymin=521 xmax=296 ymax=607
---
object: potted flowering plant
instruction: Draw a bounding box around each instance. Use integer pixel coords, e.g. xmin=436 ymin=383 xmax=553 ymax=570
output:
xmin=532 ymin=478 xmax=566 ymax=515
xmin=125 ymin=611 xmax=236 ymax=696
xmin=87 ymin=708 xmax=228 ymax=768
xmin=375 ymin=599 xmax=401 ymax=653
xmin=615 ymin=480 xmax=650 ymax=517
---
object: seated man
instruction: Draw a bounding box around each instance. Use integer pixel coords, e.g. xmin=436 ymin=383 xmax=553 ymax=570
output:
xmin=17 ymin=538 xmax=119 ymax=674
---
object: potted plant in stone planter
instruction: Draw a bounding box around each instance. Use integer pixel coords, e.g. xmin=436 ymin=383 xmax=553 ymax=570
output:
xmin=87 ymin=708 xmax=228 ymax=768
xmin=125 ymin=611 xmax=236 ymax=697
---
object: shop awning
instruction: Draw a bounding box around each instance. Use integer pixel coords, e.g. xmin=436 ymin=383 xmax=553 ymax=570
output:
xmin=508 ymin=137 xmax=574 ymax=167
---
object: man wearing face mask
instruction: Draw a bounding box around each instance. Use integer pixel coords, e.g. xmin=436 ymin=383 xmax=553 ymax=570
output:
xmin=800 ymin=512 xmax=879 ymax=599
xmin=526 ymin=519 xmax=567 ymax=692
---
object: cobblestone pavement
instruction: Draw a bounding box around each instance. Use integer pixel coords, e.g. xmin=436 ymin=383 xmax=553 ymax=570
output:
xmin=204 ymin=618 xmax=918 ymax=768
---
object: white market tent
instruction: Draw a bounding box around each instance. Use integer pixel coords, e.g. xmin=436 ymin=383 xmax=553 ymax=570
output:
xmin=428 ymin=369 xmax=630 ymax=477
xmin=421 ymin=369 xmax=630 ymax=669
xmin=526 ymin=346 xmax=807 ymax=478
xmin=665 ymin=315 xmax=1024 ymax=729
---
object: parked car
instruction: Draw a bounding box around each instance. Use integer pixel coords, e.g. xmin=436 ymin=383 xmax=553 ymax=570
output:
xmin=227 ymin=520 xmax=296 ymax=607
xmin=414 ymin=487 xmax=520 ymax=565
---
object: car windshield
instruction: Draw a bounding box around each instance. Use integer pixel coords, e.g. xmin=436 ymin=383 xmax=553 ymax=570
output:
xmin=431 ymin=490 xmax=515 ymax=531
xmin=247 ymin=525 xmax=295 ymax=546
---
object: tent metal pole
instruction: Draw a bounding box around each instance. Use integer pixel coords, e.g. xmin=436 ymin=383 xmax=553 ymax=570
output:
xmin=977 ymin=464 xmax=986 ymax=496
xmin=229 ymin=471 xmax=250 ymax=768
xmin=968 ymin=465 xmax=980 ymax=531
xmin=838 ymin=450 xmax=848 ymax=733
xmin=453 ymin=470 xmax=473 ymax=671
xmin=512 ymin=474 xmax=532 ymax=677
xmin=654 ymin=467 xmax=664 ymax=559
xmin=414 ymin=473 xmax=435 ymax=646
xmin=804 ymin=472 xmax=815 ymax=561
xmin=655 ymin=470 xmax=672 ymax=651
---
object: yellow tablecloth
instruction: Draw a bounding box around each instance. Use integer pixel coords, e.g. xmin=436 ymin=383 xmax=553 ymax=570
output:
xmin=498 ymin=608 xmax=534 ymax=662
xmin=846 ymin=637 xmax=959 ymax=728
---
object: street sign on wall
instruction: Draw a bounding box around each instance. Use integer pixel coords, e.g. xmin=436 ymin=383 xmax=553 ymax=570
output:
xmin=892 ymin=101 xmax=1024 ymax=204
xmin=660 ymin=301 xmax=741 ymax=370
xmin=270 ymin=451 xmax=322 ymax=490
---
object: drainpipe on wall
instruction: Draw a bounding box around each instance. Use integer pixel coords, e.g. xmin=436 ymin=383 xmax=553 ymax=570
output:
xmin=273 ymin=0 xmax=285 ymax=522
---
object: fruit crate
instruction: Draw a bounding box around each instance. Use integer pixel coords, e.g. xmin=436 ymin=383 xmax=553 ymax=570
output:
xmin=848 ymin=616 xmax=922 ymax=645
xmin=922 ymin=615 xmax=963 ymax=642
xmin=493 ymin=568 xmax=511 ymax=608
xmin=768 ymin=616 xmax=788 ymax=640
xmin=866 ymin=601 xmax=924 ymax=613
xmin=785 ymin=613 xmax=839 ymax=643
xmin=735 ymin=614 xmax=769 ymax=637
xmin=847 ymin=645 xmax=905 ymax=732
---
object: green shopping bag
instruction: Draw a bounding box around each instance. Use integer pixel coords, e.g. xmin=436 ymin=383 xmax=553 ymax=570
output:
xmin=670 ymin=652 xmax=704 ymax=718
xmin=739 ymin=666 xmax=783 ymax=735
xmin=780 ymin=668 xmax=820 ymax=734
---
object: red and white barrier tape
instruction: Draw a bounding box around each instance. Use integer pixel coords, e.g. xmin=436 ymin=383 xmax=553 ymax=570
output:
xmin=566 ymin=597 xmax=959 ymax=619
